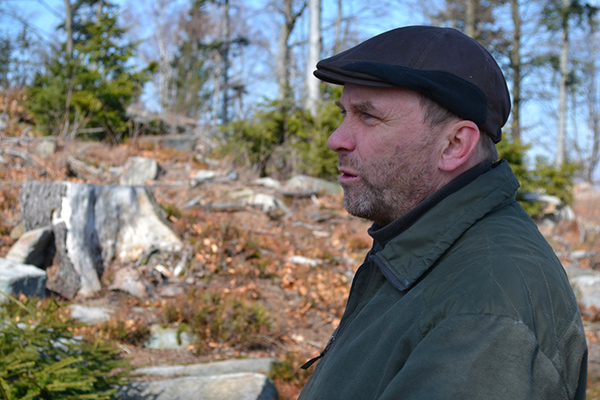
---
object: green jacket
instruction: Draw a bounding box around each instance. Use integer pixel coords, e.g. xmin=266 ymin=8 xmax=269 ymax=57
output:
xmin=299 ymin=161 xmax=587 ymax=400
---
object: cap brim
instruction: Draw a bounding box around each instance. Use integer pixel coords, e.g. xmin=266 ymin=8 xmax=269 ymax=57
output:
xmin=314 ymin=67 xmax=395 ymax=88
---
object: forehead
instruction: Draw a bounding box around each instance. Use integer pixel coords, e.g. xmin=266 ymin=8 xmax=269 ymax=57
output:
xmin=338 ymin=84 xmax=423 ymax=112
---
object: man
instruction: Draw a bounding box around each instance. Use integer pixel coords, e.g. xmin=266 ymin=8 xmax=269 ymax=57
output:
xmin=298 ymin=25 xmax=587 ymax=399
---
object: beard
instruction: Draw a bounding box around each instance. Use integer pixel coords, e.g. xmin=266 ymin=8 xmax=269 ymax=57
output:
xmin=339 ymin=142 xmax=442 ymax=226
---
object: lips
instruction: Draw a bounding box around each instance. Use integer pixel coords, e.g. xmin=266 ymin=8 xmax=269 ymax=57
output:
xmin=338 ymin=167 xmax=359 ymax=184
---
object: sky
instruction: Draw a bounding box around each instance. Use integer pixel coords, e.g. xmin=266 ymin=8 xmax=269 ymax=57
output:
xmin=4 ymin=0 xmax=599 ymax=180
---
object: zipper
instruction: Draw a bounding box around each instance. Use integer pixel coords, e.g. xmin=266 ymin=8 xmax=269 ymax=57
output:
xmin=300 ymin=334 xmax=337 ymax=369
xmin=301 ymin=258 xmax=376 ymax=370
xmin=370 ymin=254 xmax=410 ymax=292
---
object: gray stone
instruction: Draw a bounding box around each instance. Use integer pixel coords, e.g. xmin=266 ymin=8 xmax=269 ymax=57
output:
xmin=9 ymin=223 xmax=23 ymax=241
xmin=144 ymin=324 xmax=197 ymax=350
xmin=69 ymin=304 xmax=112 ymax=324
xmin=253 ymin=177 xmax=282 ymax=190
xmin=20 ymin=181 xmax=183 ymax=298
xmin=118 ymin=373 xmax=278 ymax=400
xmin=0 ymin=258 xmax=47 ymax=302
xmin=6 ymin=227 xmax=54 ymax=269
xmin=47 ymin=222 xmax=82 ymax=299
xmin=136 ymin=358 xmax=277 ymax=377
xmin=566 ymin=266 xmax=600 ymax=309
xmin=108 ymin=267 xmax=149 ymax=299
xmin=285 ymin=175 xmax=342 ymax=196
xmin=20 ymin=180 xmax=66 ymax=232
xmin=229 ymin=189 xmax=290 ymax=214
xmin=119 ymin=157 xmax=159 ymax=186
xmin=190 ymin=170 xmax=220 ymax=186
xmin=34 ymin=140 xmax=57 ymax=158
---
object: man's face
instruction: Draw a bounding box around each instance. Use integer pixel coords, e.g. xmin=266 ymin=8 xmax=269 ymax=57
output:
xmin=328 ymin=84 xmax=446 ymax=225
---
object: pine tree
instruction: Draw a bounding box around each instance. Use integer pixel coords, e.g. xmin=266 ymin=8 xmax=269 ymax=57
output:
xmin=26 ymin=1 xmax=155 ymax=142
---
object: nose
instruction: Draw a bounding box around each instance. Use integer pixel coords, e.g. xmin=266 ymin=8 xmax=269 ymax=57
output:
xmin=327 ymin=120 xmax=355 ymax=153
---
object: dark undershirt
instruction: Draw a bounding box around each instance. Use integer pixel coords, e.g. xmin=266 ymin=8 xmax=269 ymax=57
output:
xmin=368 ymin=161 xmax=495 ymax=248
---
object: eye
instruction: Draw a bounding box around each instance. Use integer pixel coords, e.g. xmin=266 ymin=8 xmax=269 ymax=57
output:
xmin=360 ymin=112 xmax=379 ymax=124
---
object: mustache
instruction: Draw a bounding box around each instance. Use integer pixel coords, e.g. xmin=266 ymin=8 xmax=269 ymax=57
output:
xmin=337 ymin=154 xmax=356 ymax=170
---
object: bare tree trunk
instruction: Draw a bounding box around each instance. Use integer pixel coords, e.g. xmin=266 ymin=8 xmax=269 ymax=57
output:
xmin=509 ymin=0 xmax=522 ymax=143
xmin=334 ymin=0 xmax=343 ymax=54
xmin=149 ymin=0 xmax=175 ymax=114
xmin=305 ymin=0 xmax=322 ymax=116
xmin=586 ymin=24 xmax=600 ymax=182
xmin=63 ymin=0 xmax=74 ymax=139
xmin=276 ymin=0 xmax=306 ymax=101
xmin=556 ymin=0 xmax=570 ymax=165
xmin=465 ymin=0 xmax=477 ymax=38
xmin=276 ymin=0 xmax=293 ymax=102
xmin=65 ymin=0 xmax=73 ymax=59
xmin=219 ymin=0 xmax=231 ymax=125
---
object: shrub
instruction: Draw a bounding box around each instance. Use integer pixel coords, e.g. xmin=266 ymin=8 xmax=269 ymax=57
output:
xmin=0 ymin=294 xmax=130 ymax=400
xmin=160 ymin=289 xmax=274 ymax=354
xmin=497 ymin=138 xmax=578 ymax=217
xmin=223 ymin=86 xmax=342 ymax=180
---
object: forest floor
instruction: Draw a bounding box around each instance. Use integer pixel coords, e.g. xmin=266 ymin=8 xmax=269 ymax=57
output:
xmin=1 ymin=137 xmax=600 ymax=399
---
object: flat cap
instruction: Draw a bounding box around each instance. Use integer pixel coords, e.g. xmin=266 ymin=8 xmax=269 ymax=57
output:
xmin=314 ymin=25 xmax=511 ymax=143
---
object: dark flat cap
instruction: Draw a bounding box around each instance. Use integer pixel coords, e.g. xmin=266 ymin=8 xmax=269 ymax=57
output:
xmin=314 ymin=25 xmax=511 ymax=143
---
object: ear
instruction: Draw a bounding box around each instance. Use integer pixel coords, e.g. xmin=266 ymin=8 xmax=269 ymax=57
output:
xmin=438 ymin=120 xmax=480 ymax=172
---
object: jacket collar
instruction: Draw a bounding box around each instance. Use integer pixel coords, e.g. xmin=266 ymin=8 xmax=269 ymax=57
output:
xmin=370 ymin=160 xmax=520 ymax=291
xmin=369 ymin=161 xmax=493 ymax=247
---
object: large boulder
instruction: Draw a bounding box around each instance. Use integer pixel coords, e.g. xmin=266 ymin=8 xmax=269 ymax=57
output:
xmin=136 ymin=358 xmax=278 ymax=378
xmin=118 ymin=373 xmax=278 ymax=400
xmin=566 ymin=266 xmax=600 ymax=309
xmin=5 ymin=227 xmax=54 ymax=269
xmin=20 ymin=181 xmax=183 ymax=298
xmin=0 ymin=258 xmax=47 ymax=302
xmin=119 ymin=156 xmax=159 ymax=186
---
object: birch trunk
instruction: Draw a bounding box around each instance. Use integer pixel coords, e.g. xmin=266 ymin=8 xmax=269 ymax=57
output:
xmin=510 ymin=0 xmax=522 ymax=142
xmin=556 ymin=0 xmax=570 ymax=166
xmin=305 ymin=0 xmax=322 ymax=116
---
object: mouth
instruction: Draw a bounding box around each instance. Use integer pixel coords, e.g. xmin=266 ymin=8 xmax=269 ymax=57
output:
xmin=338 ymin=167 xmax=359 ymax=184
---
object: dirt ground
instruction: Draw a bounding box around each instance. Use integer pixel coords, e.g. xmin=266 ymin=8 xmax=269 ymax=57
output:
xmin=1 ymin=137 xmax=600 ymax=399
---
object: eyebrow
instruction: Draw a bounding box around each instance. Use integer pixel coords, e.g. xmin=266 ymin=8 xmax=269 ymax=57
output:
xmin=335 ymin=100 xmax=377 ymax=114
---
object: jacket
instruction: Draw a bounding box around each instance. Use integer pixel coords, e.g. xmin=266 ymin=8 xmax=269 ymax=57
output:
xmin=298 ymin=160 xmax=587 ymax=400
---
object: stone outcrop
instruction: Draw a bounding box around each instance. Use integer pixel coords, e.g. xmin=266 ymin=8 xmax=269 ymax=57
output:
xmin=119 ymin=156 xmax=159 ymax=186
xmin=118 ymin=373 xmax=278 ymax=400
xmin=0 ymin=258 xmax=47 ymax=302
xmin=19 ymin=180 xmax=183 ymax=298
xmin=5 ymin=226 xmax=54 ymax=269
xmin=119 ymin=358 xmax=279 ymax=400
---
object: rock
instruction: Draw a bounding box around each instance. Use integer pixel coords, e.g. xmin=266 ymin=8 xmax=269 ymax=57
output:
xmin=34 ymin=139 xmax=56 ymax=158
xmin=190 ymin=170 xmax=220 ymax=186
xmin=20 ymin=181 xmax=183 ymax=298
xmin=521 ymin=192 xmax=575 ymax=226
xmin=5 ymin=227 xmax=54 ymax=269
xmin=0 ymin=258 xmax=47 ymax=302
xmin=144 ymin=324 xmax=197 ymax=350
xmin=8 ymin=223 xmax=23 ymax=241
xmin=118 ymin=373 xmax=278 ymax=400
xmin=229 ymin=189 xmax=290 ymax=214
xmin=253 ymin=178 xmax=282 ymax=190
xmin=46 ymin=222 xmax=82 ymax=299
xmin=136 ymin=358 xmax=277 ymax=378
xmin=69 ymin=304 xmax=112 ymax=324
xmin=119 ymin=157 xmax=159 ymax=186
xmin=565 ymin=266 xmax=600 ymax=309
xmin=285 ymin=175 xmax=342 ymax=196
xmin=108 ymin=267 xmax=150 ymax=299
xmin=287 ymin=255 xmax=320 ymax=267
xmin=20 ymin=180 xmax=66 ymax=232
xmin=190 ymin=169 xmax=238 ymax=187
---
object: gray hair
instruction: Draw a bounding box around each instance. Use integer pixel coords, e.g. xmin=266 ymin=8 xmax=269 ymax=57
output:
xmin=419 ymin=95 xmax=499 ymax=163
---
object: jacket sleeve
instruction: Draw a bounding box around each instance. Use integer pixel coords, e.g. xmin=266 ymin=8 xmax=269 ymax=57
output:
xmin=377 ymin=313 xmax=586 ymax=400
